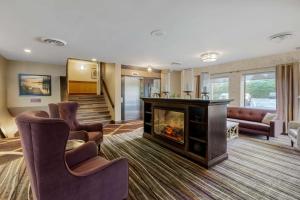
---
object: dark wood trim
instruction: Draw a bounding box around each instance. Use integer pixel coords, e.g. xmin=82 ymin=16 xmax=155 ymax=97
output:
xmin=101 ymin=79 xmax=115 ymax=109
xmin=122 ymin=65 xmax=161 ymax=73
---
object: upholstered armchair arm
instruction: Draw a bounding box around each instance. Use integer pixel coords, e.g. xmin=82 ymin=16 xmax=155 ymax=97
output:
xmin=270 ymin=119 xmax=284 ymax=137
xmin=75 ymin=157 xmax=128 ymax=177
xmin=65 ymin=142 xmax=98 ymax=168
xmin=288 ymin=121 xmax=300 ymax=130
xmin=68 ymin=130 xmax=89 ymax=142
xmin=77 ymin=123 xmax=103 ymax=132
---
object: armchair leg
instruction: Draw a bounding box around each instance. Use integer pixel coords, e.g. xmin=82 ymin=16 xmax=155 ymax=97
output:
xmin=291 ymin=140 xmax=294 ymax=147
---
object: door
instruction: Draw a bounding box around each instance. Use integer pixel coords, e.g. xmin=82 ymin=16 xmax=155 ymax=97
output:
xmin=123 ymin=76 xmax=142 ymax=120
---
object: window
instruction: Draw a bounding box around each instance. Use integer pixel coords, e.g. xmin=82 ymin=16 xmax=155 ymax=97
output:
xmin=210 ymin=77 xmax=229 ymax=100
xmin=243 ymin=71 xmax=276 ymax=109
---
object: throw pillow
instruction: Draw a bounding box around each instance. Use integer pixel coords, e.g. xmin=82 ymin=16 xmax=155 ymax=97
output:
xmin=262 ymin=113 xmax=277 ymax=125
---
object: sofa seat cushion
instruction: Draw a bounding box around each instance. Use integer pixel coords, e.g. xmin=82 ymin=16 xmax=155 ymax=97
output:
xmin=228 ymin=118 xmax=270 ymax=132
xmin=71 ymin=156 xmax=109 ymax=173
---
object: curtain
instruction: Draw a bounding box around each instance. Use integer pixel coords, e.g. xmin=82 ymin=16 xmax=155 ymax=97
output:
xmin=195 ymin=75 xmax=200 ymax=98
xmin=276 ymin=63 xmax=300 ymax=132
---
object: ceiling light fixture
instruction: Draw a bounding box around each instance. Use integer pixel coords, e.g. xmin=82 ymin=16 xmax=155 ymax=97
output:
xmin=269 ymin=32 xmax=293 ymax=43
xmin=40 ymin=37 xmax=67 ymax=47
xmin=147 ymin=66 xmax=152 ymax=72
xmin=24 ymin=49 xmax=31 ymax=53
xmin=91 ymin=58 xmax=97 ymax=62
xmin=200 ymin=52 xmax=220 ymax=62
xmin=150 ymin=29 xmax=166 ymax=37
xmin=80 ymin=65 xmax=86 ymax=70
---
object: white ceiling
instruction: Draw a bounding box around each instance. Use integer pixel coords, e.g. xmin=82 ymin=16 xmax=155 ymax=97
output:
xmin=0 ymin=0 xmax=299 ymax=69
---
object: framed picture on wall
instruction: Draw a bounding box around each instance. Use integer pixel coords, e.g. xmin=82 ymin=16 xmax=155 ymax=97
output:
xmin=91 ymin=68 xmax=97 ymax=79
xmin=19 ymin=74 xmax=51 ymax=96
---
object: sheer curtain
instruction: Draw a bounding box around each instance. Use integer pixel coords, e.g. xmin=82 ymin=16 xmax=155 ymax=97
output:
xmin=276 ymin=63 xmax=300 ymax=132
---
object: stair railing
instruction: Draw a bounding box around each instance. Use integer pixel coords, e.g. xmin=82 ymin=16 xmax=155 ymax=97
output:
xmin=101 ymin=79 xmax=115 ymax=109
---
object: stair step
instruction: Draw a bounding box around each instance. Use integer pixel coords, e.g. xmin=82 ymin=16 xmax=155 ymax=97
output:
xmin=77 ymin=115 xmax=111 ymax=120
xmin=77 ymin=101 xmax=106 ymax=106
xmin=79 ymin=119 xmax=112 ymax=125
xmin=77 ymin=110 xmax=109 ymax=115
xmin=79 ymin=104 xmax=108 ymax=109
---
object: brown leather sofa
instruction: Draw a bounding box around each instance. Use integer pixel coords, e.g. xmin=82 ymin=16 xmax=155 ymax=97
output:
xmin=227 ymin=107 xmax=283 ymax=140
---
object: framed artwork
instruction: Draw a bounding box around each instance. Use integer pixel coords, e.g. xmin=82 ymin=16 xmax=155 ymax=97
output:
xmin=91 ymin=68 xmax=97 ymax=79
xmin=19 ymin=74 xmax=51 ymax=96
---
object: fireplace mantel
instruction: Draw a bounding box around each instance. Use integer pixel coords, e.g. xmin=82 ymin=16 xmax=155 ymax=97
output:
xmin=141 ymin=97 xmax=232 ymax=168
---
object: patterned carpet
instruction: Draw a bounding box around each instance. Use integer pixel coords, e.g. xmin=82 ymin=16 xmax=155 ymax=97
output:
xmin=1 ymin=127 xmax=300 ymax=200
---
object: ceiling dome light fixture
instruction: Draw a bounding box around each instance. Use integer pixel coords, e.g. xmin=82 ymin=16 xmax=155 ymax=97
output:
xmin=91 ymin=58 xmax=97 ymax=62
xmin=150 ymin=29 xmax=166 ymax=37
xmin=40 ymin=37 xmax=67 ymax=47
xmin=24 ymin=48 xmax=31 ymax=53
xmin=200 ymin=52 xmax=220 ymax=62
xmin=269 ymin=32 xmax=293 ymax=43
xmin=147 ymin=66 xmax=152 ymax=72
xmin=80 ymin=65 xmax=86 ymax=71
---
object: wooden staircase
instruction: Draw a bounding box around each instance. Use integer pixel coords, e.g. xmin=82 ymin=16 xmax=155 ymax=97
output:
xmin=68 ymin=95 xmax=112 ymax=125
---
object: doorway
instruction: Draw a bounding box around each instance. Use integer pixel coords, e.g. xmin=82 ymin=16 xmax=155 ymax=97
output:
xmin=121 ymin=76 xmax=160 ymax=121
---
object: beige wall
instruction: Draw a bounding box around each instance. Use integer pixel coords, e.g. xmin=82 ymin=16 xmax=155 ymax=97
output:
xmin=68 ymin=59 xmax=98 ymax=82
xmin=7 ymin=60 xmax=65 ymax=109
xmin=103 ymin=63 xmax=121 ymax=121
xmin=194 ymin=50 xmax=300 ymax=106
xmin=0 ymin=55 xmax=18 ymax=137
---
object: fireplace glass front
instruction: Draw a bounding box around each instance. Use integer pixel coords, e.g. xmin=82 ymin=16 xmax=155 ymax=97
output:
xmin=153 ymin=108 xmax=184 ymax=144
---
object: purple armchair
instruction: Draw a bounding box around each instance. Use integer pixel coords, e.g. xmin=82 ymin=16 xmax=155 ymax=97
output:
xmin=15 ymin=111 xmax=129 ymax=200
xmin=49 ymin=102 xmax=103 ymax=149
xmin=49 ymin=103 xmax=89 ymax=142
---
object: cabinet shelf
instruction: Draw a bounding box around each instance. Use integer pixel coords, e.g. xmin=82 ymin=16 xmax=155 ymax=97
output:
xmin=144 ymin=122 xmax=152 ymax=126
xmin=189 ymin=120 xmax=207 ymax=126
xmin=189 ymin=136 xmax=207 ymax=143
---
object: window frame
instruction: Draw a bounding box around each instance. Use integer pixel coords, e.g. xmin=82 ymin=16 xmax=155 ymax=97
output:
xmin=242 ymin=70 xmax=277 ymax=110
xmin=210 ymin=76 xmax=230 ymax=100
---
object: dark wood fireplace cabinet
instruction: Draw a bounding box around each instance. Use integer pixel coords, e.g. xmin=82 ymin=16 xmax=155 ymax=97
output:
xmin=141 ymin=98 xmax=231 ymax=168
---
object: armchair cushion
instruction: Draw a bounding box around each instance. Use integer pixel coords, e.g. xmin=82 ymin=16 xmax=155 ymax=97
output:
xmin=65 ymin=141 xmax=98 ymax=168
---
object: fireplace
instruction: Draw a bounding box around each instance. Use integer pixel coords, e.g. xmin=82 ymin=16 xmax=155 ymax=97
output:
xmin=153 ymin=108 xmax=184 ymax=144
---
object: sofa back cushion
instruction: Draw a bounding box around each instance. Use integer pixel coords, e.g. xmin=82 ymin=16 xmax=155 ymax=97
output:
xmin=227 ymin=107 xmax=276 ymax=123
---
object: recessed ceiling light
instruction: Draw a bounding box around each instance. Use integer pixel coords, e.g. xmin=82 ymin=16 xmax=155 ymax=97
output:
xmin=269 ymin=32 xmax=293 ymax=43
xmin=200 ymin=52 xmax=220 ymax=62
xmin=147 ymin=66 xmax=152 ymax=72
xmin=150 ymin=29 xmax=166 ymax=37
xmin=24 ymin=49 xmax=31 ymax=53
xmin=91 ymin=58 xmax=97 ymax=62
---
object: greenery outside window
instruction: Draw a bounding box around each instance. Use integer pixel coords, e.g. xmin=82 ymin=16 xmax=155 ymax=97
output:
xmin=243 ymin=71 xmax=276 ymax=109
xmin=210 ymin=77 xmax=229 ymax=100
